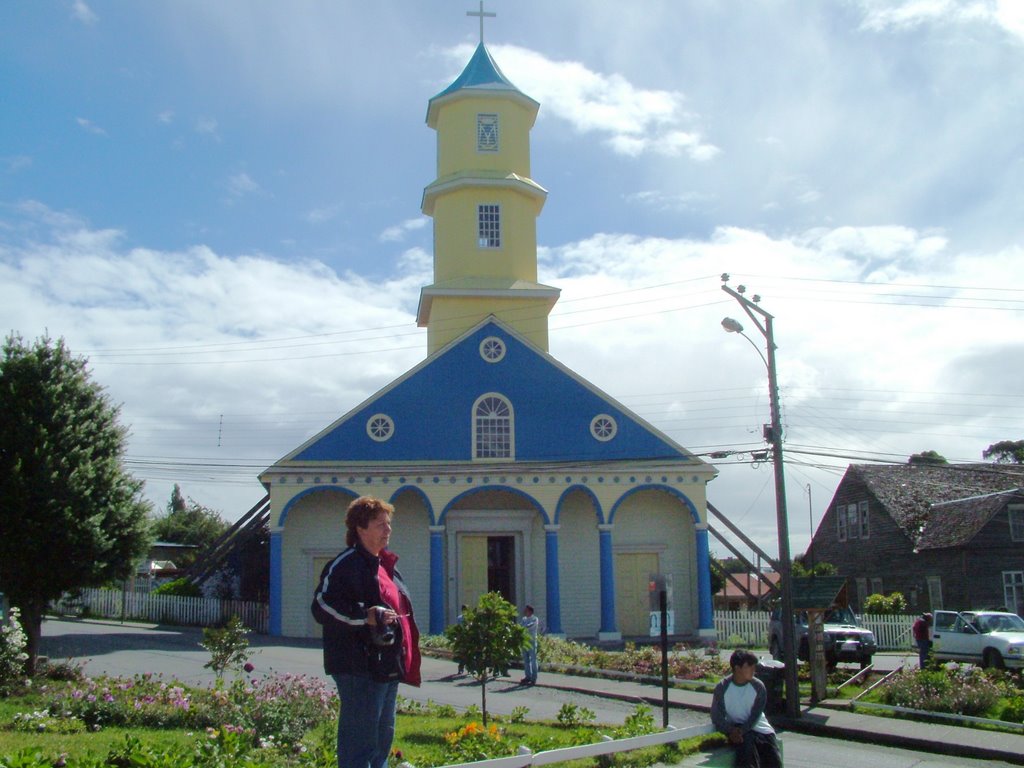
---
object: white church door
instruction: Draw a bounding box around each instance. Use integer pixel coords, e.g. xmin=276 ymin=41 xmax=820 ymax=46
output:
xmin=615 ymin=552 xmax=659 ymax=636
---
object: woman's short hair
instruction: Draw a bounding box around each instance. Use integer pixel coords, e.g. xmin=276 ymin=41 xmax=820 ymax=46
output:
xmin=345 ymin=496 xmax=395 ymax=547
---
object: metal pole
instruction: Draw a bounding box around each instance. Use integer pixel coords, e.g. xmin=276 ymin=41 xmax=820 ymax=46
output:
xmin=807 ymin=483 xmax=814 ymax=569
xmin=721 ymin=280 xmax=800 ymax=719
xmin=763 ymin=314 xmax=800 ymax=719
xmin=660 ymin=589 xmax=669 ymax=728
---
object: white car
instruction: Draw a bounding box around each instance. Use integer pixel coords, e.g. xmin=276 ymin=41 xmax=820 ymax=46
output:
xmin=931 ymin=610 xmax=1024 ymax=669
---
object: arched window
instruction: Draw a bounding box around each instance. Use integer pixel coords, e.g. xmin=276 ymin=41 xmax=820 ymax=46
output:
xmin=474 ymin=394 xmax=513 ymax=460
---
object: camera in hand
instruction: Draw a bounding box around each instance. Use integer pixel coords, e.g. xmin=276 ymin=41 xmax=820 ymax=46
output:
xmin=370 ymin=610 xmax=396 ymax=647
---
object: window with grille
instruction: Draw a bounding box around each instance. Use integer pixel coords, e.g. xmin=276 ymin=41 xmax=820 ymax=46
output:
xmin=478 ymin=204 xmax=500 ymax=248
xmin=859 ymin=500 xmax=870 ymax=538
xmin=477 ymin=113 xmax=498 ymax=152
xmin=836 ymin=504 xmax=847 ymax=541
xmin=474 ymin=394 xmax=512 ymax=459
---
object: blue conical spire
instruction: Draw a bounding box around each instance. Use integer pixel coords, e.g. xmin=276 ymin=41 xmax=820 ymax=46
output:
xmin=433 ymin=43 xmax=521 ymax=99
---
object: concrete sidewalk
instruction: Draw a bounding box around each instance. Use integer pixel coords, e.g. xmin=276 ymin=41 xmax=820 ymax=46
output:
xmin=525 ymin=665 xmax=1024 ymax=766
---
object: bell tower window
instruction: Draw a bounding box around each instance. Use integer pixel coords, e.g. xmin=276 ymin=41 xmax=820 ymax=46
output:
xmin=477 ymin=113 xmax=499 ymax=152
xmin=478 ymin=204 xmax=501 ymax=248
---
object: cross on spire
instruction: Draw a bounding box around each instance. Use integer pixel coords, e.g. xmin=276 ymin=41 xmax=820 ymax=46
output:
xmin=467 ymin=1 xmax=496 ymax=44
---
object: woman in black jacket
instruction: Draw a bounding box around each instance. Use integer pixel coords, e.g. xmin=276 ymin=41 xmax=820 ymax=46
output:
xmin=312 ymin=496 xmax=421 ymax=768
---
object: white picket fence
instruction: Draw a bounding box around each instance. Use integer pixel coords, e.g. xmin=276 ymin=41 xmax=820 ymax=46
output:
xmin=52 ymin=588 xmax=268 ymax=634
xmin=714 ymin=610 xmax=914 ymax=651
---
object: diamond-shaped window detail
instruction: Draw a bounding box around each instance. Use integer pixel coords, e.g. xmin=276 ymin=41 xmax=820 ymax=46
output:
xmin=366 ymin=414 xmax=394 ymax=442
xmin=477 ymin=113 xmax=498 ymax=152
xmin=479 ymin=336 xmax=506 ymax=363
xmin=590 ymin=414 xmax=617 ymax=442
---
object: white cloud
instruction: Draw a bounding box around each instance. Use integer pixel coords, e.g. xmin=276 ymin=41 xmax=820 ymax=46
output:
xmin=379 ymin=217 xmax=428 ymax=243
xmin=858 ymin=0 xmax=1024 ymax=42
xmin=2 ymin=156 xmax=32 ymax=173
xmin=157 ymin=110 xmax=174 ymax=124
xmin=442 ymin=44 xmax=719 ymax=161
xmin=225 ymin=172 xmax=263 ymax=199
xmin=70 ymin=0 xmax=98 ymax=26
xmin=194 ymin=117 xmax=220 ymax=139
xmin=75 ymin=117 xmax=107 ymax=136
xmin=304 ymin=202 xmax=344 ymax=224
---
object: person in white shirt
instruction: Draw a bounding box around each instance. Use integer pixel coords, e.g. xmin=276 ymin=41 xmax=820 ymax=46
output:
xmin=519 ymin=605 xmax=540 ymax=685
xmin=710 ymin=649 xmax=782 ymax=767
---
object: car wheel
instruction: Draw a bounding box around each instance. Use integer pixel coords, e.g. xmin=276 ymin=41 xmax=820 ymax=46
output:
xmin=769 ymin=637 xmax=781 ymax=661
xmin=859 ymin=656 xmax=872 ymax=670
xmin=983 ymin=649 xmax=1005 ymax=669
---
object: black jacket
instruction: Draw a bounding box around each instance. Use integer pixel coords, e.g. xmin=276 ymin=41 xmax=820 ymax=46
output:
xmin=311 ymin=542 xmax=421 ymax=684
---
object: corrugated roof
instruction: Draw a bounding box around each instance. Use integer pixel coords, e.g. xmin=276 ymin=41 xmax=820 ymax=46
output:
xmin=853 ymin=463 xmax=1024 ymax=549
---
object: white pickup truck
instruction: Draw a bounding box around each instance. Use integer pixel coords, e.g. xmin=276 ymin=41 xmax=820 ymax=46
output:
xmin=931 ymin=610 xmax=1024 ymax=669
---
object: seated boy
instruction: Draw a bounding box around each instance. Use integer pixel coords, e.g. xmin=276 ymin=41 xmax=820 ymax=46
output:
xmin=710 ymin=649 xmax=782 ymax=767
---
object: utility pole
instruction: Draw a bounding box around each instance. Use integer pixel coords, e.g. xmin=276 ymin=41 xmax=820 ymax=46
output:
xmin=720 ymin=274 xmax=800 ymax=719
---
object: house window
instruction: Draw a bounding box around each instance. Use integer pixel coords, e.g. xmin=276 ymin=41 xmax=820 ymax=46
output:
xmin=474 ymin=394 xmax=512 ymax=459
xmin=1009 ymin=505 xmax=1024 ymax=542
xmin=855 ymin=578 xmax=867 ymax=609
xmin=846 ymin=504 xmax=860 ymax=539
xmin=477 ymin=113 xmax=499 ymax=152
xmin=870 ymin=577 xmax=883 ymax=595
xmin=1004 ymin=571 xmax=1024 ymax=615
xmin=837 ymin=505 xmax=847 ymax=541
xmin=478 ymin=204 xmax=500 ymax=248
xmin=859 ymin=500 xmax=870 ymax=538
xmin=927 ymin=576 xmax=943 ymax=611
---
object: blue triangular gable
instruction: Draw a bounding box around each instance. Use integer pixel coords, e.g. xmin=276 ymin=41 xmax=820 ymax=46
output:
xmin=285 ymin=319 xmax=695 ymax=464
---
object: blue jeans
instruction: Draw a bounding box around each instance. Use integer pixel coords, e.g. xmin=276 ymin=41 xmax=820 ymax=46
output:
xmin=332 ymin=674 xmax=399 ymax=768
xmin=522 ymin=644 xmax=538 ymax=683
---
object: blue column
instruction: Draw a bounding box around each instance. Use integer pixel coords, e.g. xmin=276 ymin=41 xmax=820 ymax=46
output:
xmin=429 ymin=526 xmax=445 ymax=635
xmin=598 ymin=524 xmax=617 ymax=634
xmin=695 ymin=527 xmax=713 ymax=631
xmin=544 ymin=525 xmax=563 ymax=635
xmin=269 ymin=530 xmax=283 ymax=636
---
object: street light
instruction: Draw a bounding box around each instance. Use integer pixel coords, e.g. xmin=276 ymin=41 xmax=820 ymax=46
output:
xmin=720 ymin=274 xmax=800 ymax=719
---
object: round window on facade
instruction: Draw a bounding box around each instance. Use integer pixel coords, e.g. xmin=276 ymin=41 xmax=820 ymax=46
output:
xmin=479 ymin=336 xmax=507 ymax=363
xmin=590 ymin=414 xmax=617 ymax=442
xmin=366 ymin=413 xmax=395 ymax=442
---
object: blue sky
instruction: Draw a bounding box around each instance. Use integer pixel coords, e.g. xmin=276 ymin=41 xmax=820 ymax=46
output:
xmin=2 ymin=1 xmax=1023 ymax=559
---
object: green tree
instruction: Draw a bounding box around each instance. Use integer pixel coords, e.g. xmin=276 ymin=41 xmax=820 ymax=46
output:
xmin=908 ymin=450 xmax=948 ymax=465
xmin=0 ymin=334 xmax=152 ymax=671
xmin=791 ymin=557 xmax=837 ymax=578
xmin=445 ymin=592 xmax=528 ymax=726
xmin=863 ymin=591 xmax=908 ymax=614
xmin=150 ymin=484 xmax=229 ymax=567
xmin=983 ymin=440 xmax=1024 ymax=464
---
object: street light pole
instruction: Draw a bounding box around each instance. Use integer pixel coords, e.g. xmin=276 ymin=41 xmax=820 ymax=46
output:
xmin=720 ymin=274 xmax=800 ymax=719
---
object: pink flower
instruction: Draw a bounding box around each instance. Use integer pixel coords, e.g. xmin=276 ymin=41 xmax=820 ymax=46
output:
xmin=243 ymin=662 xmax=255 ymax=673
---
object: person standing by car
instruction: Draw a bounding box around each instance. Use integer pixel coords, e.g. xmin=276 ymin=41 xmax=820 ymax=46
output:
xmin=711 ymin=649 xmax=782 ymax=768
xmin=312 ymin=496 xmax=421 ymax=768
xmin=912 ymin=612 xmax=933 ymax=668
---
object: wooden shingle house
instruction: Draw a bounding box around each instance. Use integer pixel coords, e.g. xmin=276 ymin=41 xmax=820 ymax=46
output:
xmin=809 ymin=463 xmax=1024 ymax=615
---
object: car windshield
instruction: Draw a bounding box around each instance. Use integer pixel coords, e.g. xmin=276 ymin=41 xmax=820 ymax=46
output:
xmin=979 ymin=614 xmax=1024 ymax=633
xmin=824 ymin=608 xmax=856 ymax=624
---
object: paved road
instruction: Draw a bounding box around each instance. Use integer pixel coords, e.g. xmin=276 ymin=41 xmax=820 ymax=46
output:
xmin=38 ymin=618 xmax=1011 ymax=767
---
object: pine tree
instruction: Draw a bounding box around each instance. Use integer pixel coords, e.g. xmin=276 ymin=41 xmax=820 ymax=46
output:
xmin=0 ymin=333 xmax=152 ymax=671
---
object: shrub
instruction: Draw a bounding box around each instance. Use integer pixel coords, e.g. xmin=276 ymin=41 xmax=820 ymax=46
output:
xmin=878 ymin=666 xmax=1002 ymax=716
xmin=443 ymin=721 xmax=511 ymax=763
xmin=0 ymin=606 xmax=30 ymax=693
xmin=863 ymin=592 xmax=907 ymax=614
xmin=556 ymin=702 xmax=596 ymax=727
xmin=199 ymin=616 xmax=250 ymax=678
xmin=151 ymin=577 xmax=202 ymax=597
xmin=1000 ymin=696 xmax=1024 ymax=724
